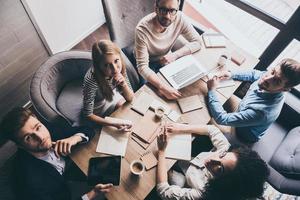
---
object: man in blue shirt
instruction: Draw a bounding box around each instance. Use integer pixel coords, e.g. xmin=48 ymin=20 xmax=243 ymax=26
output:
xmin=207 ymin=58 xmax=300 ymax=143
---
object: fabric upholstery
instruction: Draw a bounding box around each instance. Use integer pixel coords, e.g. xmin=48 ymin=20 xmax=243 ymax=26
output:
xmin=101 ymin=0 xmax=153 ymax=49
xmin=56 ymin=79 xmax=84 ymax=126
xmin=30 ymin=50 xmax=140 ymax=126
xmin=253 ymin=124 xmax=300 ymax=195
xmin=270 ymin=127 xmax=300 ymax=179
xmin=30 ymin=51 xmax=92 ymax=126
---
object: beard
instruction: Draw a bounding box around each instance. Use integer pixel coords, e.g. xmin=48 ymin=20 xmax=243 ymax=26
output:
xmin=25 ymin=138 xmax=52 ymax=153
xmin=158 ymin=16 xmax=172 ymax=27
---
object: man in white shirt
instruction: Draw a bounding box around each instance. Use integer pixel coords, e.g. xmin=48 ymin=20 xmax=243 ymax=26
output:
xmin=156 ymin=123 xmax=270 ymax=200
xmin=134 ymin=0 xmax=202 ymax=100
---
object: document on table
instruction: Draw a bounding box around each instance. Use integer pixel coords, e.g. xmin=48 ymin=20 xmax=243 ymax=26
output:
xmin=177 ymin=95 xmax=203 ymax=113
xmin=165 ymin=133 xmax=191 ymax=160
xmin=96 ymin=117 xmax=131 ymax=156
xmin=131 ymin=91 xmax=154 ymax=116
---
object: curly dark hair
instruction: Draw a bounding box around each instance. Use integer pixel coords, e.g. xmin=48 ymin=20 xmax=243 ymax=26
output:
xmin=0 ymin=107 xmax=34 ymax=143
xmin=201 ymin=146 xmax=270 ymax=200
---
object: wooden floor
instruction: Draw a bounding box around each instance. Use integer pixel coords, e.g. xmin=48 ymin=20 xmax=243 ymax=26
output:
xmin=0 ymin=0 xmax=49 ymax=121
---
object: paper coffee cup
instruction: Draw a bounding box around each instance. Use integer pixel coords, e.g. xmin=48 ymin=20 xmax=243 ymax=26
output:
xmin=130 ymin=160 xmax=145 ymax=176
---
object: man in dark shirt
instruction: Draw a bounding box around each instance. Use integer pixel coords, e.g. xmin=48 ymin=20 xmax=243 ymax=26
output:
xmin=0 ymin=107 xmax=112 ymax=200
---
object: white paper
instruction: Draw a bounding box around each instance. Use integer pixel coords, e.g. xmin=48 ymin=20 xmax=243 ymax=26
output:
xmin=217 ymin=79 xmax=235 ymax=89
xmin=165 ymin=133 xmax=192 ymax=160
xmin=167 ymin=110 xmax=181 ymax=122
xmin=96 ymin=125 xmax=130 ymax=156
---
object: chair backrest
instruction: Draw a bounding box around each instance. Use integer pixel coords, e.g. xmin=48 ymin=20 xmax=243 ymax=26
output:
xmin=30 ymin=51 xmax=92 ymax=126
xmin=30 ymin=50 xmax=140 ymax=126
xmin=102 ymin=0 xmax=153 ymax=49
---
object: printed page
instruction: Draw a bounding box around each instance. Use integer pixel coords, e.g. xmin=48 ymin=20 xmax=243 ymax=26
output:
xmin=165 ymin=133 xmax=192 ymax=160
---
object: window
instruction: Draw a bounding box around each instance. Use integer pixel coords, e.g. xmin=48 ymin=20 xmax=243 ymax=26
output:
xmin=184 ymin=0 xmax=300 ymax=101
xmin=242 ymin=0 xmax=300 ymax=23
xmin=184 ymin=0 xmax=279 ymax=57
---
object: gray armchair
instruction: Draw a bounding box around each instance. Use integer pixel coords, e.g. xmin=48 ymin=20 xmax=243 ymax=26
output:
xmin=252 ymin=124 xmax=300 ymax=195
xmin=30 ymin=50 xmax=140 ymax=127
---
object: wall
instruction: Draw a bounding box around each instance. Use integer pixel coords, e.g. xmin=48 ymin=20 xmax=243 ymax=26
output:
xmin=21 ymin=0 xmax=106 ymax=54
xmin=0 ymin=0 xmax=49 ymax=121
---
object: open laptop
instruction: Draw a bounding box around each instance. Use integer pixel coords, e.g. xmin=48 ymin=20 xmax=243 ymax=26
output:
xmin=159 ymin=55 xmax=207 ymax=89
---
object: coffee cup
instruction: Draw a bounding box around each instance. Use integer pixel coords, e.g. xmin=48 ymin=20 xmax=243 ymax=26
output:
xmin=130 ymin=160 xmax=145 ymax=176
xmin=155 ymin=106 xmax=165 ymax=120
xmin=217 ymin=54 xmax=228 ymax=68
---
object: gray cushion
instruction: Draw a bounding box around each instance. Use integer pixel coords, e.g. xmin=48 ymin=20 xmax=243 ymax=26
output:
xmin=102 ymin=0 xmax=153 ymax=49
xmin=56 ymin=79 xmax=84 ymax=126
xmin=270 ymin=127 xmax=300 ymax=179
xmin=30 ymin=51 xmax=92 ymax=125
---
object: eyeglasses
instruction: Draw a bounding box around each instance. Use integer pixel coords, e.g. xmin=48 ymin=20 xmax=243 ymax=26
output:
xmin=157 ymin=6 xmax=178 ymax=16
xmin=211 ymin=159 xmax=225 ymax=175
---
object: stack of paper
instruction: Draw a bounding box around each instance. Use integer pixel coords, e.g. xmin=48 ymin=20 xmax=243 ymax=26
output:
xmin=96 ymin=117 xmax=131 ymax=156
xmin=165 ymin=133 xmax=192 ymax=160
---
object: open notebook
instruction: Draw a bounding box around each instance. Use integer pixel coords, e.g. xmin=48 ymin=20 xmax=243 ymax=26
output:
xmin=165 ymin=133 xmax=192 ymax=160
xmin=96 ymin=117 xmax=131 ymax=156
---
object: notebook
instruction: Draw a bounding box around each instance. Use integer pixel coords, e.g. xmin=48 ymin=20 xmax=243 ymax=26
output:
xmin=177 ymin=95 xmax=203 ymax=113
xmin=160 ymin=55 xmax=207 ymax=90
xmin=131 ymin=91 xmax=154 ymax=116
xmin=96 ymin=117 xmax=131 ymax=156
xmin=202 ymin=33 xmax=226 ymax=48
xmin=165 ymin=133 xmax=192 ymax=160
xmin=132 ymin=110 xmax=159 ymax=143
xmin=231 ymin=50 xmax=246 ymax=65
xmin=140 ymin=151 xmax=158 ymax=170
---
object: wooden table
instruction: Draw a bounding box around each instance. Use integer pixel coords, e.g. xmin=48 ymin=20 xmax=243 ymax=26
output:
xmin=70 ymin=36 xmax=259 ymax=200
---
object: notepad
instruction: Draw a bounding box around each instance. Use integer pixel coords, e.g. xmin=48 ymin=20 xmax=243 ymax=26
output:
xmin=132 ymin=110 xmax=159 ymax=143
xmin=165 ymin=133 xmax=192 ymax=160
xmin=231 ymin=50 xmax=246 ymax=65
xmin=203 ymin=33 xmax=226 ymax=48
xmin=131 ymin=91 xmax=154 ymax=116
xmin=140 ymin=151 xmax=157 ymax=170
xmin=177 ymin=95 xmax=203 ymax=113
xmin=167 ymin=110 xmax=181 ymax=122
xmin=96 ymin=117 xmax=131 ymax=156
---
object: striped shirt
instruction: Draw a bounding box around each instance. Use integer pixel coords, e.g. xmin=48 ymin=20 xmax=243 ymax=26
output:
xmin=82 ymin=67 xmax=132 ymax=117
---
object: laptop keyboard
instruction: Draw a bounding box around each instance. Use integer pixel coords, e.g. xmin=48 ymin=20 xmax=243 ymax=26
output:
xmin=171 ymin=64 xmax=203 ymax=85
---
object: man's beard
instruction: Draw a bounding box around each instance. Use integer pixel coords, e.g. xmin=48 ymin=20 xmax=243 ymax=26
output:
xmin=158 ymin=16 xmax=172 ymax=27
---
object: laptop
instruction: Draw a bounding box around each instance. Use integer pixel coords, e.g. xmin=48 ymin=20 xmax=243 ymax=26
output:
xmin=159 ymin=55 xmax=207 ymax=89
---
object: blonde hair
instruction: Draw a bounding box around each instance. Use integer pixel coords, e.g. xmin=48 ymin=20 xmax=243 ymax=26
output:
xmin=92 ymin=40 xmax=126 ymax=101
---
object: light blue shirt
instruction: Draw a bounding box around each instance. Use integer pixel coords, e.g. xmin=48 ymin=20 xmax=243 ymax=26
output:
xmin=208 ymin=70 xmax=285 ymax=141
